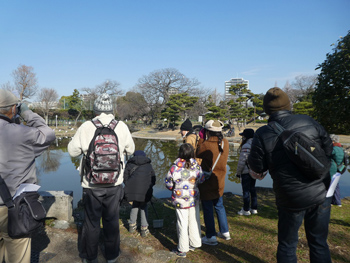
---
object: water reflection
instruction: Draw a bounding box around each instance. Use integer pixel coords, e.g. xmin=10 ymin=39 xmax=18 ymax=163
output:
xmin=35 ymin=138 xmax=350 ymax=208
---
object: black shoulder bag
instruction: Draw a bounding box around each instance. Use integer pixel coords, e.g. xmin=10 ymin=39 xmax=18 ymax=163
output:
xmin=0 ymin=175 xmax=46 ymax=238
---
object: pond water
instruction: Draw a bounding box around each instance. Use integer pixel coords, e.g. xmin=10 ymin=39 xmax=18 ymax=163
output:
xmin=36 ymin=138 xmax=350 ymax=208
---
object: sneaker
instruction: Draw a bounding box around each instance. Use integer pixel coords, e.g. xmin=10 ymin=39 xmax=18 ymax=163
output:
xmin=250 ymin=209 xmax=258 ymax=215
xmin=141 ymin=226 xmax=149 ymax=237
xmin=189 ymin=245 xmax=199 ymax=251
xmin=172 ymin=249 xmax=186 ymax=257
xmin=201 ymin=236 xmax=218 ymax=246
xmin=237 ymin=209 xmax=251 ymax=216
xmin=217 ymin=232 xmax=231 ymax=240
xmin=128 ymin=222 xmax=137 ymax=233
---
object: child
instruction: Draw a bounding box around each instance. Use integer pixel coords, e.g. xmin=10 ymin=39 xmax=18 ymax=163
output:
xmin=165 ymin=143 xmax=205 ymax=257
xmin=124 ymin=150 xmax=156 ymax=237
xmin=236 ymin=128 xmax=258 ymax=216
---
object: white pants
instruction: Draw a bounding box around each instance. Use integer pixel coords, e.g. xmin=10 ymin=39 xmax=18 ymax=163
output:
xmin=176 ymin=204 xmax=202 ymax=253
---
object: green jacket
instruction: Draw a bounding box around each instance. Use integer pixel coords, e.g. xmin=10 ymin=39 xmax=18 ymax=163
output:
xmin=330 ymin=146 xmax=345 ymax=176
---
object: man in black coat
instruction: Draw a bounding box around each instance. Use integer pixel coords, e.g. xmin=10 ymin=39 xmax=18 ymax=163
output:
xmin=248 ymin=87 xmax=333 ymax=263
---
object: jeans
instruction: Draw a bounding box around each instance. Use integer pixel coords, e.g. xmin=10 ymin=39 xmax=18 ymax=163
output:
xmin=80 ymin=186 xmax=123 ymax=261
xmin=277 ymin=197 xmax=332 ymax=263
xmin=129 ymin=201 xmax=149 ymax=227
xmin=331 ymin=183 xmax=341 ymax=205
xmin=241 ymin=173 xmax=257 ymax=211
xmin=201 ymin=196 xmax=229 ymax=238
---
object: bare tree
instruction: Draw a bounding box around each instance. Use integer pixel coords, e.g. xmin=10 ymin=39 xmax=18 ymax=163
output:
xmin=1 ymin=81 xmax=15 ymax=92
xmin=291 ymin=74 xmax=318 ymax=102
xmin=283 ymin=81 xmax=302 ymax=105
xmin=12 ymin=64 xmax=38 ymax=100
xmin=37 ymin=88 xmax=59 ymax=124
xmin=134 ymin=68 xmax=200 ymax=123
xmin=116 ymin=91 xmax=149 ymax=121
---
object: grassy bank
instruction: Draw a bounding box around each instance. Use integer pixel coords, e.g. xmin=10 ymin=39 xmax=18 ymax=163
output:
xmin=119 ymin=189 xmax=350 ymax=263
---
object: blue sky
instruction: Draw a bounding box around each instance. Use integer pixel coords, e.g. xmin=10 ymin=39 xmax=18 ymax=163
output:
xmin=1 ymin=0 xmax=349 ymax=100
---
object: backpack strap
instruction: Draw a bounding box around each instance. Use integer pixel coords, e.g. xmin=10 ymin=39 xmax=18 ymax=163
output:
xmin=91 ymin=119 xmax=103 ymax=128
xmin=269 ymin=121 xmax=285 ymax=136
xmin=0 ymin=175 xmax=15 ymax=208
xmin=107 ymin=119 xmax=119 ymax=130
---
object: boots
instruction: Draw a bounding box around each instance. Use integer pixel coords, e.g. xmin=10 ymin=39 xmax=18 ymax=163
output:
xmin=140 ymin=226 xmax=149 ymax=237
xmin=129 ymin=222 xmax=137 ymax=233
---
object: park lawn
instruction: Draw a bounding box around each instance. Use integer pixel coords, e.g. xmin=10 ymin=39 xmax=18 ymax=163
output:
xmin=119 ymin=189 xmax=350 ymax=263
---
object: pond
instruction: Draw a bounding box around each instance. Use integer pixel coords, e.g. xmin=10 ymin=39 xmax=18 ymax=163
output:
xmin=36 ymin=138 xmax=350 ymax=208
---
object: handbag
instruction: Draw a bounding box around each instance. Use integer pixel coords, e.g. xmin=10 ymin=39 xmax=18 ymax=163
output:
xmin=0 ymin=175 xmax=46 ymax=238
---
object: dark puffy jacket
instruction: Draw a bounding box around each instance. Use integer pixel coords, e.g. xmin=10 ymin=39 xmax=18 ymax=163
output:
xmin=124 ymin=156 xmax=156 ymax=203
xmin=248 ymin=111 xmax=333 ymax=211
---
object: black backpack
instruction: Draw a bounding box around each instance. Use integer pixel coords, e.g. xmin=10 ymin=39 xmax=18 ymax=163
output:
xmin=269 ymin=121 xmax=330 ymax=181
xmin=83 ymin=119 xmax=121 ymax=184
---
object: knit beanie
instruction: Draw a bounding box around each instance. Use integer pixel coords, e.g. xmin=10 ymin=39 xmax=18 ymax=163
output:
xmin=93 ymin=93 xmax=113 ymax=114
xmin=180 ymin=119 xmax=192 ymax=131
xmin=263 ymin=87 xmax=291 ymax=115
xmin=205 ymin=120 xmax=224 ymax=132
xmin=0 ymin=89 xmax=20 ymax=108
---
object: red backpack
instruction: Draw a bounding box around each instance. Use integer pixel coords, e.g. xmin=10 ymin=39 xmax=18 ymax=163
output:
xmin=83 ymin=119 xmax=121 ymax=184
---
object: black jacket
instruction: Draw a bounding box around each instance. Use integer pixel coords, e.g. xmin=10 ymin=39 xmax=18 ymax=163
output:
xmin=123 ymin=155 xmax=156 ymax=203
xmin=248 ymin=110 xmax=333 ymax=211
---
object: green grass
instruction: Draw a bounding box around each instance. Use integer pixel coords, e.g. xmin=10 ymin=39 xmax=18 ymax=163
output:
xmin=119 ymin=190 xmax=350 ymax=263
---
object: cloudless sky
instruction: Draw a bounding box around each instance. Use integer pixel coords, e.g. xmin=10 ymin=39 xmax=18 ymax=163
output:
xmin=1 ymin=0 xmax=349 ymax=100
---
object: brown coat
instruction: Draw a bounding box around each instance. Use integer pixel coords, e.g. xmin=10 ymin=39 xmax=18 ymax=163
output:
xmin=184 ymin=133 xmax=202 ymax=164
xmin=183 ymin=133 xmax=198 ymax=150
xmin=196 ymin=136 xmax=229 ymax=200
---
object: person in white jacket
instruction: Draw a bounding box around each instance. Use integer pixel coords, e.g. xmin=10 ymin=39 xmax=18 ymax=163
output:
xmin=236 ymin=129 xmax=257 ymax=216
xmin=68 ymin=93 xmax=135 ymax=263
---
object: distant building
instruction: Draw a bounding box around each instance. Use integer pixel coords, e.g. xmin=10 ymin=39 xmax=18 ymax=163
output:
xmin=224 ymin=78 xmax=249 ymax=101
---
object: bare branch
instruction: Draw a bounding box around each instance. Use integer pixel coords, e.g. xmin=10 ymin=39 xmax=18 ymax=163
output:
xmin=12 ymin=64 xmax=38 ymax=100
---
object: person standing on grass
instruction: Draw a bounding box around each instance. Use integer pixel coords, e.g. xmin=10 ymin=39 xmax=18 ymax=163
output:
xmin=124 ymin=150 xmax=156 ymax=237
xmin=329 ymin=134 xmax=346 ymax=207
xmin=236 ymin=128 xmax=258 ymax=216
xmin=180 ymin=119 xmax=199 ymax=151
xmin=248 ymin=87 xmax=333 ymax=263
xmin=165 ymin=143 xmax=205 ymax=258
xmin=68 ymin=93 xmax=135 ymax=263
xmin=196 ymin=120 xmax=231 ymax=245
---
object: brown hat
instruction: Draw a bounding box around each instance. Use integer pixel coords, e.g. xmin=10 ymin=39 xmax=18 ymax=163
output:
xmin=263 ymin=87 xmax=291 ymax=115
xmin=205 ymin=120 xmax=224 ymax=132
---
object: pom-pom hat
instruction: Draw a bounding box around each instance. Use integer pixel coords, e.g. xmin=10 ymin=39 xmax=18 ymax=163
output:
xmin=93 ymin=93 xmax=113 ymax=114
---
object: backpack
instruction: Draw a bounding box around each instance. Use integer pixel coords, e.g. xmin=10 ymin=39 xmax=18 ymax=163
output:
xmin=269 ymin=121 xmax=330 ymax=181
xmin=83 ymin=119 xmax=121 ymax=184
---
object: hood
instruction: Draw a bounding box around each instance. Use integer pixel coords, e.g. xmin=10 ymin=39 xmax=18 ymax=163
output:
xmin=128 ymin=155 xmax=151 ymax=166
xmin=174 ymin=158 xmax=197 ymax=169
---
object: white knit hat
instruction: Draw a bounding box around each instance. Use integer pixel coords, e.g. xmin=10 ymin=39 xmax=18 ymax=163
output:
xmin=205 ymin=120 xmax=224 ymax=132
xmin=93 ymin=93 xmax=113 ymax=114
xmin=0 ymin=89 xmax=20 ymax=108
